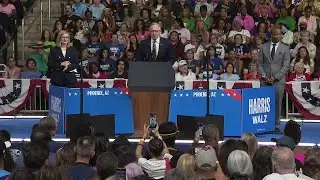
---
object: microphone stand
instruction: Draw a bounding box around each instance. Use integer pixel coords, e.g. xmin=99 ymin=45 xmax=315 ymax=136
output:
xmin=79 ymin=60 xmax=84 ymax=114
xmin=205 ymin=59 xmax=210 ymax=116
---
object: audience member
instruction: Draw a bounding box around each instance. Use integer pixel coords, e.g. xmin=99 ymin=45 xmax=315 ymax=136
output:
xmin=195 ymin=145 xmax=218 ymax=180
xmin=252 ymin=146 xmax=274 ymax=180
xmin=227 ymin=150 xmax=253 ymax=180
xmin=5 ymin=57 xmax=21 ymax=78
xmin=96 ymin=152 xmax=120 ymax=180
xmin=241 ymin=133 xmax=258 ymax=159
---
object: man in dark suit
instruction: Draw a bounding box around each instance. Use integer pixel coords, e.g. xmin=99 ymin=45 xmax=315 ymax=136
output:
xmin=258 ymin=27 xmax=290 ymax=133
xmin=136 ymin=23 xmax=175 ymax=63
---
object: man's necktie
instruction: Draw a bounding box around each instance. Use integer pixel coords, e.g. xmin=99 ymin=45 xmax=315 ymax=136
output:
xmin=271 ymin=43 xmax=276 ymax=60
xmin=152 ymin=40 xmax=157 ymax=61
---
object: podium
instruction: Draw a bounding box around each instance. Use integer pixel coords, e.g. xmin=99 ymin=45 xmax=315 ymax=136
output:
xmin=128 ymin=62 xmax=175 ymax=135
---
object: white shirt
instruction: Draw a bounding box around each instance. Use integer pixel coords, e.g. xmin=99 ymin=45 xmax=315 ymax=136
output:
xmin=175 ymin=71 xmax=197 ymax=81
xmin=270 ymin=42 xmax=280 ymax=55
xmin=151 ymin=37 xmax=160 ymax=57
xmin=138 ymin=153 xmax=172 ymax=179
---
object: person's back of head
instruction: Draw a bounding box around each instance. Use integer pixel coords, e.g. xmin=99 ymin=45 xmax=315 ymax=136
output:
xmin=271 ymin=147 xmax=295 ymax=174
xmin=148 ymin=136 xmax=164 ymax=158
xmin=176 ymin=154 xmax=197 ymax=178
xmin=56 ymin=142 xmax=76 ymax=169
xmin=30 ymin=126 xmax=52 ymax=147
xmin=158 ymin=122 xmax=179 ymax=148
xmin=229 ymin=172 xmax=251 ymax=180
xmin=252 ymin=146 xmax=274 ymax=180
xmin=22 ymin=142 xmax=50 ymax=173
xmin=39 ymin=165 xmax=64 ymax=180
xmin=284 ymin=120 xmax=301 ymax=145
xmin=227 ymin=150 xmax=253 ymax=178
xmin=38 ymin=116 xmax=57 ymax=137
xmin=125 ymin=162 xmax=144 ymax=180
xmin=114 ymin=145 xmax=136 ymax=169
xmin=90 ymin=132 xmax=110 ymax=166
xmin=164 ymin=169 xmax=199 ymax=180
xmin=202 ymin=124 xmax=220 ymax=148
xmin=241 ymin=133 xmax=258 ymax=159
xmin=75 ymin=136 xmax=95 ymax=159
xmin=9 ymin=168 xmax=33 ymax=180
xmin=0 ymin=130 xmax=10 ymax=141
xmin=96 ymin=152 xmax=118 ymax=180
xmin=69 ymin=121 xmax=94 ymax=144
xmin=302 ymin=147 xmax=320 ymax=179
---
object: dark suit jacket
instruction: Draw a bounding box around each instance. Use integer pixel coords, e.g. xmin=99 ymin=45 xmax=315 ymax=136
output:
xmin=48 ymin=46 xmax=79 ymax=87
xmin=136 ymin=37 xmax=175 ymax=63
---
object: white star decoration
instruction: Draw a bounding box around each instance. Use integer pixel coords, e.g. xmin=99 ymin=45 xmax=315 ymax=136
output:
xmin=227 ymin=93 xmax=230 ymax=96
xmin=114 ymin=92 xmax=118 ymax=95
xmin=177 ymin=84 xmax=184 ymax=90
xmin=174 ymin=94 xmax=177 ymax=97
xmin=14 ymin=83 xmax=21 ymax=89
xmin=180 ymin=94 xmax=183 ymax=97
xmin=68 ymin=93 xmax=72 ymax=96
xmin=186 ymin=94 xmax=189 ymax=97
xmin=125 ymin=92 xmax=129 ymax=95
xmin=74 ymin=92 xmax=77 ymax=96
xmin=98 ymin=84 xmax=105 ymax=88
xmin=120 ymin=91 xmax=123 ymax=94
xmin=233 ymin=93 xmax=237 ymax=96
xmin=302 ymin=87 xmax=310 ymax=93
xmin=221 ymin=93 xmax=225 ymax=96
xmin=218 ymin=86 xmax=224 ymax=89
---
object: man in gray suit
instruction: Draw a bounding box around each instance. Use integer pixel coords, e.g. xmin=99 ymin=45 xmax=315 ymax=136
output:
xmin=258 ymin=27 xmax=290 ymax=133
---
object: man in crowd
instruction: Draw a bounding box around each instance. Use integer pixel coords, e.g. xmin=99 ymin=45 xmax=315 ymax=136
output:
xmin=258 ymin=27 xmax=290 ymax=133
xmin=195 ymin=145 xmax=218 ymax=180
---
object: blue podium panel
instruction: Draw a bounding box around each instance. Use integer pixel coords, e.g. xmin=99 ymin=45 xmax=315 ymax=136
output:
xmin=242 ymin=87 xmax=275 ymax=133
xmin=169 ymin=89 xmax=242 ymax=136
xmin=48 ymin=86 xmax=66 ymax=135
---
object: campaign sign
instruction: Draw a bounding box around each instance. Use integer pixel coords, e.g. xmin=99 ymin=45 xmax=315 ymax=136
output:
xmin=169 ymin=89 xmax=242 ymax=136
xmin=241 ymin=87 xmax=276 ymax=133
xmin=48 ymin=86 xmax=65 ymax=134
xmin=64 ymin=88 xmax=134 ymax=134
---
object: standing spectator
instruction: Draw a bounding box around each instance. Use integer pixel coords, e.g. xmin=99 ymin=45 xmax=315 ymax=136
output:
xmin=96 ymin=152 xmax=120 ymax=180
xmin=72 ymin=0 xmax=87 ymax=17
xmin=263 ymin=147 xmax=305 ymax=180
xmin=301 ymin=147 xmax=320 ymax=179
xmin=258 ymin=27 xmax=290 ymax=133
xmin=38 ymin=116 xmax=57 ymax=137
xmin=252 ymin=146 xmax=274 ymax=180
xmin=227 ymin=150 xmax=253 ymax=179
xmin=234 ymin=6 xmax=255 ymax=33
xmin=193 ymin=124 xmax=220 ymax=154
xmin=21 ymin=58 xmax=42 ymax=79
xmin=29 ymin=41 xmax=48 ymax=76
xmin=109 ymin=60 xmax=128 ymax=79
xmin=67 ymin=136 xmax=96 ymax=179
xmin=175 ymin=60 xmax=197 ymax=81
xmin=89 ymin=0 xmax=106 ymax=19
xmin=290 ymin=46 xmax=314 ymax=74
xmin=175 ymin=154 xmax=197 ymax=179
xmin=287 ymin=62 xmax=312 ymax=81
xmin=240 ymin=133 xmax=258 ymax=159
xmin=298 ymin=6 xmax=317 ymax=37
xmin=56 ymin=143 xmax=76 ymax=171
xmin=195 ymin=145 xmax=218 ymax=180
xmin=220 ymin=63 xmax=240 ymax=81
xmin=60 ymin=4 xmax=80 ymax=31
xmin=6 ymin=57 xmax=21 ymax=78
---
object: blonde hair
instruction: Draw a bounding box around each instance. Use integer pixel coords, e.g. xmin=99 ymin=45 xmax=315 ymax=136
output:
xmin=241 ymin=133 xmax=258 ymax=159
xmin=176 ymin=154 xmax=197 ymax=178
xmin=294 ymin=62 xmax=305 ymax=73
xmin=56 ymin=30 xmax=71 ymax=47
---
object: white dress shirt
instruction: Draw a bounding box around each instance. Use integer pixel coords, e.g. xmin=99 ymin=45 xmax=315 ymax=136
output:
xmin=270 ymin=42 xmax=280 ymax=55
xmin=151 ymin=37 xmax=160 ymax=57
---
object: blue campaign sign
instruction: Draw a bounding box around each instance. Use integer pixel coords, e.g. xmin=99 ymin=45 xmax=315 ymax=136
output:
xmin=64 ymin=88 xmax=134 ymax=134
xmin=169 ymin=89 xmax=242 ymax=136
xmin=241 ymin=87 xmax=275 ymax=133
xmin=48 ymin=86 xmax=66 ymax=134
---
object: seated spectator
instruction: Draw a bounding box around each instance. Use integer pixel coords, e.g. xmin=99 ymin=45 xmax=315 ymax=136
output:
xmin=181 ymin=7 xmax=195 ymax=33
xmin=263 ymin=147 xmax=304 ymax=180
xmin=220 ymin=63 xmax=240 ymax=81
xmin=0 ymin=0 xmax=15 ymax=17
xmin=175 ymin=60 xmax=197 ymax=81
xmin=195 ymin=20 xmax=210 ymax=47
xmin=106 ymin=33 xmax=125 ymax=61
xmin=199 ymin=61 xmax=219 ymax=80
xmin=21 ymin=58 xmax=42 ymax=79
xmin=29 ymin=41 xmax=48 ymax=76
xmin=252 ymin=146 xmax=274 ymax=180
xmin=234 ymin=6 xmax=255 ymax=33
xmin=208 ymin=34 xmax=225 ymax=60
xmin=126 ymin=34 xmax=139 ymax=54
xmin=252 ymin=22 xmax=271 ymax=43
xmin=249 ymin=49 xmax=259 ymax=64
xmin=211 ymin=19 xmax=228 ymax=45
xmin=67 ymin=136 xmax=96 ymax=179
xmin=279 ymin=21 xmax=294 ymax=46
xmin=87 ymin=31 xmax=104 ymax=59
xmin=241 ymin=133 xmax=258 ymax=159
xmin=83 ymin=10 xmax=96 ymax=31
xmin=227 ymin=150 xmax=253 ymax=180
xmin=73 ymin=19 xmax=89 ymax=44
xmin=244 ymin=63 xmax=260 ymax=80
xmin=99 ymin=48 xmax=115 ymax=74
xmin=88 ymin=62 xmax=108 ymax=79
xmin=0 ymin=138 xmax=10 ymax=179
xmin=136 ymin=124 xmax=172 ymax=179
xmin=228 ymin=19 xmax=251 ymax=44
xmin=223 ymin=50 xmax=243 ymax=76
xmin=117 ymin=23 xmax=130 ymax=45
xmin=228 ymin=34 xmax=249 ymax=63
xmin=291 ymin=31 xmax=317 ymax=60
xmin=287 ymin=62 xmax=312 ymax=81
xmin=275 ymin=6 xmax=296 ymax=32
xmin=169 ymin=31 xmax=185 ymax=61
xmin=96 ymin=152 xmax=120 ymax=180
xmin=195 ymin=145 xmax=218 ymax=180
xmin=291 ymin=46 xmax=314 ymax=74
xmin=203 ymin=46 xmax=223 ymax=75
xmin=171 ymin=18 xmax=191 ymax=45
xmin=173 ymin=49 xmax=200 ymax=75
xmin=109 ymin=60 xmax=128 ymax=79
xmin=72 ymin=0 xmax=87 ymax=17
xmin=124 ymin=49 xmax=135 ymax=62
xmin=50 ymin=20 xmax=63 ymax=42
xmin=184 ymin=33 xmax=205 ymax=61
xmin=122 ymin=5 xmax=135 ymax=31
xmin=41 ymin=30 xmax=56 ymax=57
xmin=60 ymin=4 xmax=80 ymax=31
xmin=89 ymin=0 xmax=106 ymax=19
xmin=196 ymin=5 xmax=212 ymax=30
xmin=134 ymin=19 xmax=150 ymax=42
xmin=158 ymin=6 xmax=174 ymax=32
xmin=6 ymin=57 xmax=21 ymax=78
xmin=298 ymin=6 xmax=317 ymax=37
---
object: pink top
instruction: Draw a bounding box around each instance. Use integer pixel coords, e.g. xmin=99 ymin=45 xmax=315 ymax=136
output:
xmin=234 ymin=15 xmax=255 ymax=32
xmin=136 ymin=31 xmax=150 ymax=41
xmin=295 ymin=154 xmax=305 ymax=164
xmin=298 ymin=16 xmax=318 ymax=35
xmin=254 ymin=4 xmax=275 ymax=19
xmin=6 ymin=67 xmax=21 ymax=79
xmin=0 ymin=4 xmax=15 ymax=16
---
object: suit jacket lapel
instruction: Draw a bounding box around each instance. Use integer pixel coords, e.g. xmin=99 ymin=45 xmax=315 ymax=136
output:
xmin=265 ymin=42 xmax=272 ymax=62
xmin=274 ymin=43 xmax=282 ymax=60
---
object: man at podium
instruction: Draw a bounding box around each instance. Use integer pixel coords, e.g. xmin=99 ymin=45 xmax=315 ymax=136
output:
xmin=136 ymin=23 xmax=175 ymax=63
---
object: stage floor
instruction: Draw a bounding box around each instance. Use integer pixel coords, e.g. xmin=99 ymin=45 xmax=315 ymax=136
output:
xmin=0 ymin=117 xmax=319 ymax=147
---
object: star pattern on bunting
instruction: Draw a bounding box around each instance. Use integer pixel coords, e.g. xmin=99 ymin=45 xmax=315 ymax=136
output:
xmin=0 ymin=80 xmax=22 ymax=105
xmin=301 ymin=82 xmax=320 ymax=107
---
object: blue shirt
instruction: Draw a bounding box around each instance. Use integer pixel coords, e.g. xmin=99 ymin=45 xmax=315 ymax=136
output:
xmin=87 ymin=42 xmax=104 ymax=57
xmin=105 ymin=43 xmax=125 ymax=60
xmin=72 ymin=2 xmax=87 ymax=17
xmin=21 ymin=71 xmax=42 ymax=79
xmin=210 ymin=58 xmax=223 ymax=71
xmin=89 ymin=4 xmax=106 ymax=19
xmin=99 ymin=59 xmax=116 ymax=73
xmin=67 ymin=162 xmax=96 ymax=180
xmin=0 ymin=169 xmax=9 ymax=180
xmin=220 ymin=73 xmax=240 ymax=81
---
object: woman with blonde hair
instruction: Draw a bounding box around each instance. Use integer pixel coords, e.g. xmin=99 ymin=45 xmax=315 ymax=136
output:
xmin=241 ymin=133 xmax=258 ymax=159
xmin=176 ymin=154 xmax=198 ymax=179
xmin=48 ymin=30 xmax=78 ymax=87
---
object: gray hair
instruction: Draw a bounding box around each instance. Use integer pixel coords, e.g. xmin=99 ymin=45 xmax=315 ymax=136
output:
xmin=227 ymin=150 xmax=253 ymax=177
xmin=125 ymin=162 xmax=144 ymax=179
xmin=271 ymin=147 xmax=295 ymax=173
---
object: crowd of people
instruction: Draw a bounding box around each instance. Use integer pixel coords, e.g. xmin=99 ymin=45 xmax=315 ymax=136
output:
xmin=0 ymin=117 xmax=319 ymax=180
xmin=1 ymin=0 xmax=320 ymax=82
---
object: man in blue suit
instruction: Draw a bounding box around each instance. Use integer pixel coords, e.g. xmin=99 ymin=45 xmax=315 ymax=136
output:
xmin=136 ymin=23 xmax=175 ymax=63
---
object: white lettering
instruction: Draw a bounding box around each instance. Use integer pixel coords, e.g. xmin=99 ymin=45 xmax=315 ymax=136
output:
xmin=50 ymin=96 xmax=61 ymax=113
xmin=193 ymin=92 xmax=207 ymax=97
xmin=248 ymin=97 xmax=271 ymax=114
xmin=252 ymin=115 xmax=268 ymax=124
xmin=87 ymin=91 xmax=105 ymax=96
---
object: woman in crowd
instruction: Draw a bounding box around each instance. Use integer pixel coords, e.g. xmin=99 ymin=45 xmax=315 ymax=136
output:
xmin=184 ymin=33 xmax=205 ymax=61
xmin=251 ymin=22 xmax=270 ymax=43
xmin=158 ymin=20 xmax=169 ymax=38
xmin=6 ymin=57 xmax=21 ymax=78
xmin=291 ymin=31 xmax=317 ymax=59
xmin=158 ymin=6 xmax=174 ymax=31
xmin=287 ymin=62 xmax=312 ymax=81
xmin=134 ymin=19 xmax=150 ymax=42
xmin=122 ymin=5 xmax=135 ymax=31
xmin=88 ymin=62 xmax=108 ymax=79
xmin=228 ymin=34 xmax=249 ymax=62
xmin=169 ymin=31 xmax=184 ymax=61
xmin=175 ymin=154 xmax=197 ymax=179
xmin=290 ymin=46 xmax=314 ymax=74
xmin=244 ymin=63 xmax=260 ymax=80
xmin=223 ymin=50 xmax=243 ymax=77
xmin=48 ymin=30 xmax=78 ymax=87
xmin=220 ymin=63 xmax=240 ymax=81
xmin=140 ymin=8 xmax=153 ymax=28
xmin=212 ymin=19 xmax=228 ymax=45
xmin=203 ymin=46 xmax=223 ymax=75
xmin=117 ymin=23 xmax=130 ymax=45
xmin=50 ymin=20 xmax=63 ymax=41
xmin=228 ymin=150 xmax=253 ymax=180
xmin=109 ymin=60 xmax=128 ymax=79
xmin=100 ymin=8 xmax=116 ymax=32
xmin=73 ymin=19 xmax=88 ymax=45
xmin=252 ymin=146 xmax=274 ymax=180
xmin=208 ymin=34 xmax=225 ymax=60
xmin=171 ymin=18 xmax=190 ymax=45
xmin=98 ymin=48 xmax=115 ymax=74
xmin=240 ymin=133 xmax=258 ymax=159
xmin=181 ymin=7 xmax=195 ymax=33
xmin=41 ymin=30 xmax=56 ymax=57
xmin=21 ymin=58 xmax=42 ymax=79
